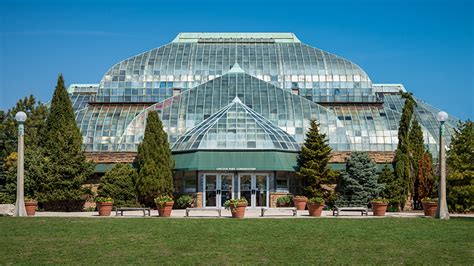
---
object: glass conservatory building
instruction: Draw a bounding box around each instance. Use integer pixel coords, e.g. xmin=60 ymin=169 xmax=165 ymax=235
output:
xmin=70 ymin=33 xmax=459 ymax=207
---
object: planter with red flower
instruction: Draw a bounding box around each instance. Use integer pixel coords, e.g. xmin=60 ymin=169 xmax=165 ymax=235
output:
xmin=96 ymin=197 xmax=114 ymax=216
xmin=371 ymin=198 xmax=389 ymax=216
xmin=421 ymin=198 xmax=438 ymax=217
xmin=224 ymin=198 xmax=248 ymax=218
xmin=155 ymin=196 xmax=174 ymax=217
xmin=307 ymin=197 xmax=325 ymax=217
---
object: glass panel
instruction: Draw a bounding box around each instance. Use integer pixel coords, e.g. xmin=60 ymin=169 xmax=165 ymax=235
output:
xmin=240 ymin=175 xmax=251 ymax=204
xmin=220 ymin=174 xmax=233 ymax=207
xmin=205 ymin=175 xmax=217 ymax=207
xmin=255 ymin=175 xmax=267 ymax=207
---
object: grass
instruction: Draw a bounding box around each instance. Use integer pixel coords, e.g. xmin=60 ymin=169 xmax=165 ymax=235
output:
xmin=0 ymin=217 xmax=473 ymax=264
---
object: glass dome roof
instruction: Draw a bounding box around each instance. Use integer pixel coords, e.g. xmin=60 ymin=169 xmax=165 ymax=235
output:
xmin=96 ymin=32 xmax=373 ymax=104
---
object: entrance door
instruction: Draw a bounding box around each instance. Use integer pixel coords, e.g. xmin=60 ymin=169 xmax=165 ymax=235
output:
xmin=238 ymin=173 xmax=269 ymax=208
xmin=203 ymin=173 xmax=234 ymax=208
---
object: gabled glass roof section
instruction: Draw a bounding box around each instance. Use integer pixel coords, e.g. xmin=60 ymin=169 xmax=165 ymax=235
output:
xmin=172 ymin=97 xmax=300 ymax=151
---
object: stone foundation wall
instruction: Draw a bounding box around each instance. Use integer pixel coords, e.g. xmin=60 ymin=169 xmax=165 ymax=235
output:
xmin=329 ymin=151 xmax=395 ymax=163
xmin=194 ymin=192 xmax=203 ymax=208
xmin=86 ymin=151 xmax=395 ymax=164
xmin=270 ymin=192 xmax=292 ymax=207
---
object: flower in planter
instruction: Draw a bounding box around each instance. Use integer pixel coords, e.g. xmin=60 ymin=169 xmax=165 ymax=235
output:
xmin=224 ymin=198 xmax=248 ymax=212
xmin=154 ymin=195 xmax=174 ymax=208
xmin=95 ymin=197 xmax=114 ymax=203
xmin=307 ymin=197 xmax=325 ymax=204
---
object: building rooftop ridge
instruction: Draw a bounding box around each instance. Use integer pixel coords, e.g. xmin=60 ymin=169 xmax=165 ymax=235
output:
xmin=172 ymin=32 xmax=301 ymax=43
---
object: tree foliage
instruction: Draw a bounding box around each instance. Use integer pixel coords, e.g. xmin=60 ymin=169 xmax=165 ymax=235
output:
xmin=98 ymin=164 xmax=138 ymax=207
xmin=135 ymin=111 xmax=174 ymax=206
xmin=447 ymin=120 xmax=474 ymax=212
xmin=0 ymin=96 xmax=48 ymax=189
xmin=296 ymin=120 xmax=335 ymax=202
xmin=409 ymin=118 xmax=431 ymax=208
xmin=337 ymin=152 xmax=382 ymax=203
xmin=38 ymin=75 xmax=93 ymax=211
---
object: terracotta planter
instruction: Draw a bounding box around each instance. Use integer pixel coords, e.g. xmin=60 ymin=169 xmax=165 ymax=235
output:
xmin=371 ymin=202 xmax=388 ymax=216
xmin=98 ymin=202 xmax=113 ymax=216
xmin=230 ymin=203 xmax=247 ymax=218
xmin=157 ymin=201 xmax=174 ymax=217
xmin=422 ymin=202 xmax=438 ymax=217
xmin=25 ymin=201 xmax=37 ymax=216
xmin=307 ymin=202 xmax=324 ymax=217
xmin=293 ymin=197 xmax=308 ymax=210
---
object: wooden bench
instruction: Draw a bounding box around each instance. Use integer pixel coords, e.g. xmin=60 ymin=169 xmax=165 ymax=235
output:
xmin=115 ymin=207 xmax=151 ymax=217
xmin=185 ymin=207 xmax=222 ymax=217
xmin=332 ymin=206 xmax=368 ymax=216
xmin=261 ymin=207 xmax=297 ymax=217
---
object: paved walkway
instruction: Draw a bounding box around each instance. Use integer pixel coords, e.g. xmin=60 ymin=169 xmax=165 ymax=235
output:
xmin=34 ymin=209 xmax=474 ymax=218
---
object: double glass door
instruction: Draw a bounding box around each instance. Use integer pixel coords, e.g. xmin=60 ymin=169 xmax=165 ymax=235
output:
xmin=204 ymin=174 xmax=234 ymax=208
xmin=238 ymin=173 xmax=269 ymax=208
xmin=203 ymin=173 xmax=269 ymax=208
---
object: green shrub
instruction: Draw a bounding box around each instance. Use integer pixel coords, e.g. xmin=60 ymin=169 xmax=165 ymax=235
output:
xmin=276 ymin=195 xmax=293 ymax=207
xmin=175 ymin=194 xmax=194 ymax=209
xmin=97 ymin=164 xmax=138 ymax=207
xmin=308 ymin=197 xmax=324 ymax=204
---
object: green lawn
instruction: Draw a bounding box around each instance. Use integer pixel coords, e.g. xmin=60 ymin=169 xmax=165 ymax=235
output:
xmin=0 ymin=217 xmax=472 ymax=264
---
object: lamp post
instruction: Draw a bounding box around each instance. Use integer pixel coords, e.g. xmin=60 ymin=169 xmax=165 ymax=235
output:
xmin=435 ymin=111 xmax=449 ymax=220
xmin=13 ymin=111 xmax=27 ymax=217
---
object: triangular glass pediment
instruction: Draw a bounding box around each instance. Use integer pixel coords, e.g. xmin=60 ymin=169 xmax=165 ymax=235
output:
xmin=172 ymin=99 xmax=299 ymax=151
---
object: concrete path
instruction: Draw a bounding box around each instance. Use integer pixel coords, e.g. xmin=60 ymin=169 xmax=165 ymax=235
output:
xmin=33 ymin=209 xmax=474 ymax=218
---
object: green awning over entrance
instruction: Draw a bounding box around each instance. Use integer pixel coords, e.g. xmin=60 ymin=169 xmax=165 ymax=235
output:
xmin=173 ymin=150 xmax=298 ymax=171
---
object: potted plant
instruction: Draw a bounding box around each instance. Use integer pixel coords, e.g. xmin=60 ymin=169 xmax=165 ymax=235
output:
xmin=307 ymin=197 xmax=325 ymax=217
xmin=276 ymin=195 xmax=293 ymax=207
xmin=25 ymin=198 xmax=37 ymax=216
xmin=421 ymin=197 xmax=438 ymax=217
xmin=371 ymin=198 xmax=389 ymax=216
xmin=155 ymin=196 xmax=174 ymax=217
xmin=96 ymin=197 xmax=114 ymax=216
xmin=224 ymin=198 xmax=248 ymax=218
xmin=293 ymin=196 xmax=308 ymax=210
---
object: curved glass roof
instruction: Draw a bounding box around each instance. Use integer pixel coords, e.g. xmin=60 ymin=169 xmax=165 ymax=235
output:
xmin=96 ymin=33 xmax=373 ymax=104
xmin=172 ymin=97 xmax=300 ymax=151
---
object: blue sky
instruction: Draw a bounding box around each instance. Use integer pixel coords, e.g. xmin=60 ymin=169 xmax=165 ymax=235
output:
xmin=0 ymin=0 xmax=472 ymax=119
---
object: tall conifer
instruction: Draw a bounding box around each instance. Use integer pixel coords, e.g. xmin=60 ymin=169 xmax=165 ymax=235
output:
xmin=39 ymin=75 xmax=93 ymax=211
xmin=409 ymin=118 xmax=426 ymax=208
xmin=135 ymin=111 xmax=174 ymax=206
xmin=296 ymin=120 xmax=334 ymax=201
xmin=393 ymin=91 xmax=416 ymax=209
xmin=447 ymin=120 xmax=474 ymax=212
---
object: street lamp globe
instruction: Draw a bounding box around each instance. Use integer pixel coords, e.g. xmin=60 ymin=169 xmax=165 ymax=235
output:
xmin=436 ymin=111 xmax=448 ymax=122
xmin=15 ymin=111 xmax=27 ymax=122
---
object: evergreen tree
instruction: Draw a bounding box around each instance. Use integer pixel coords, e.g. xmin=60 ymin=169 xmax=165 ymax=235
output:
xmin=378 ymin=165 xmax=404 ymax=208
xmin=98 ymin=164 xmax=138 ymax=207
xmin=135 ymin=111 xmax=174 ymax=206
xmin=415 ymin=152 xmax=434 ymax=206
xmin=447 ymin=120 xmax=474 ymax=212
xmin=296 ymin=120 xmax=335 ymax=202
xmin=393 ymin=91 xmax=416 ymax=209
xmin=337 ymin=152 xmax=382 ymax=203
xmin=39 ymin=75 xmax=93 ymax=211
xmin=409 ymin=118 xmax=426 ymax=208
